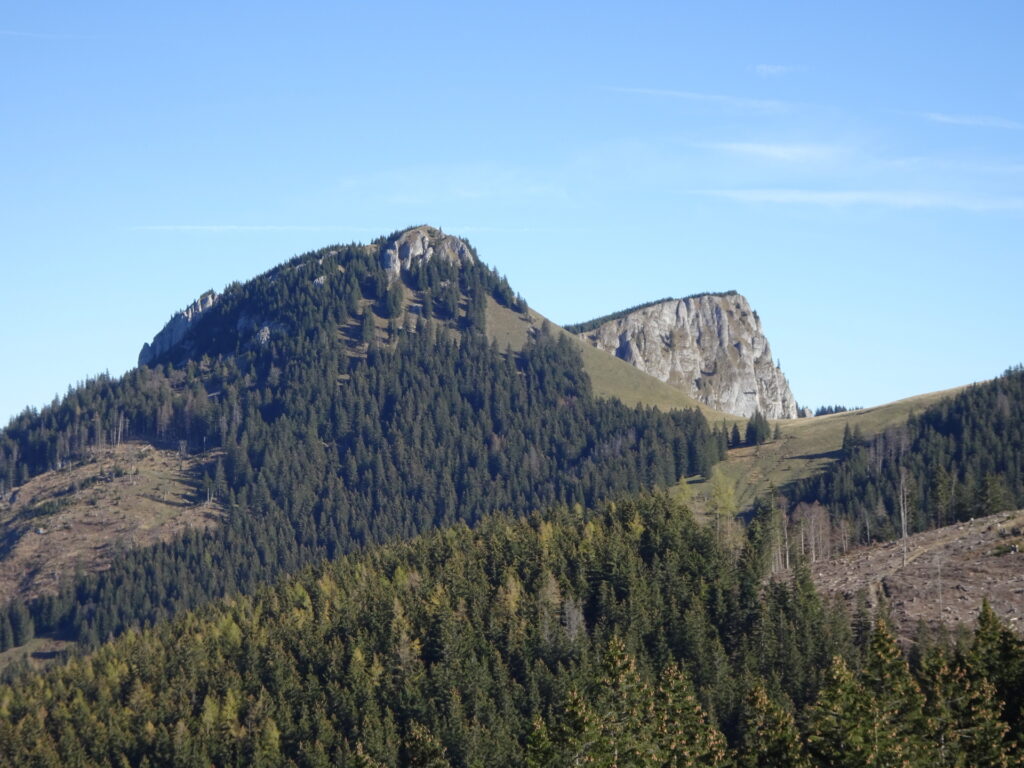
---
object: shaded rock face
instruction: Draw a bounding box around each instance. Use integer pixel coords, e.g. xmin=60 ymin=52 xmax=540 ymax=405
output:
xmin=379 ymin=225 xmax=475 ymax=281
xmin=138 ymin=290 xmax=217 ymax=367
xmin=576 ymin=294 xmax=798 ymax=418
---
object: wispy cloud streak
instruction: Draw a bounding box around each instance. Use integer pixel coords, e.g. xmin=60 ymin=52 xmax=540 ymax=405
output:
xmin=607 ymin=86 xmax=788 ymax=113
xmin=923 ymin=112 xmax=1023 ymax=130
xmin=0 ymin=29 xmax=92 ymax=40
xmin=702 ymin=142 xmax=841 ymax=162
xmin=132 ymin=225 xmax=363 ymax=232
xmin=698 ymin=188 xmax=1024 ymax=212
xmin=753 ymin=64 xmax=794 ymax=78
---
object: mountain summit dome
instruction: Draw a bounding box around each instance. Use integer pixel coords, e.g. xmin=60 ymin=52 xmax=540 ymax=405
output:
xmin=378 ymin=225 xmax=476 ymax=282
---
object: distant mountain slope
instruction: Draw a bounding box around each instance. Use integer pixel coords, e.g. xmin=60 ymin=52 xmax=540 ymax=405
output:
xmin=572 ymin=293 xmax=798 ymax=419
xmin=792 ymin=366 xmax=1024 ymax=542
xmin=0 ymin=226 xmax=720 ymax=654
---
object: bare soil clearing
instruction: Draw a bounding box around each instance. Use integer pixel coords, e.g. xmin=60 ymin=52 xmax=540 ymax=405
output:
xmin=0 ymin=635 xmax=74 ymax=674
xmin=812 ymin=509 xmax=1024 ymax=640
xmin=0 ymin=441 xmax=222 ymax=603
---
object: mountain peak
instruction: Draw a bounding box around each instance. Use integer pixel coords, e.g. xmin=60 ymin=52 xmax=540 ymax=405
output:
xmin=379 ymin=225 xmax=476 ymax=281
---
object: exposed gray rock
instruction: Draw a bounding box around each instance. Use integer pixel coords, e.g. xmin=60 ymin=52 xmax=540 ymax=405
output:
xmin=139 ymin=290 xmax=218 ymax=367
xmin=379 ymin=225 xmax=475 ymax=281
xmin=576 ymin=293 xmax=798 ymax=419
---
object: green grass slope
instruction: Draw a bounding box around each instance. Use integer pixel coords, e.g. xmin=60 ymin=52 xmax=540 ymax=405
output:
xmin=485 ymin=297 xmax=734 ymax=417
xmin=719 ymin=386 xmax=969 ymax=510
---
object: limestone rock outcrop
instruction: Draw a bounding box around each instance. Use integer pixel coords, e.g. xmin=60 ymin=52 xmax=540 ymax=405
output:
xmin=138 ymin=290 xmax=218 ymax=366
xmin=574 ymin=293 xmax=798 ymax=419
xmin=379 ymin=225 xmax=475 ymax=281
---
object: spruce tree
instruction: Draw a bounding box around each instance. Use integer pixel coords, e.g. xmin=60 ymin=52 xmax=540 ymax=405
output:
xmin=656 ymin=663 xmax=730 ymax=767
xmin=737 ymin=680 xmax=809 ymax=768
xmin=918 ymin=648 xmax=1013 ymax=768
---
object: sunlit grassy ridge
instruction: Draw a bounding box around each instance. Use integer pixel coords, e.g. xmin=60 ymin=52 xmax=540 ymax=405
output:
xmin=485 ymin=297 xmax=732 ymax=416
xmin=720 ymin=386 xmax=970 ymax=509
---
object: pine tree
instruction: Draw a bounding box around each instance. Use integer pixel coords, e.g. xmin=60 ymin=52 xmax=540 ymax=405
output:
xmin=918 ymin=648 xmax=1013 ymax=768
xmin=403 ymin=722 xmax=451 ymax=768
xmin=804 ymin=655 xmax=876 ymax=768
xmin=969 ymin=601 xmax=1024 ymax=740
xmin=350 ymin=742 xmax=388 ymax=768
xmin=656 ymin=663 xmax=730 ymax=767
xmin=737 ymin=680 xmax=810 ymax=768
xmin=525 ymin=717 xmax=558 ymax=768
xmin=807 ymin=622 xmax=938 ymax=768
xmin=555 ymin=638 xmax=661 ymax=766
xmin=360 ymin=310 xmax=376 ymax=344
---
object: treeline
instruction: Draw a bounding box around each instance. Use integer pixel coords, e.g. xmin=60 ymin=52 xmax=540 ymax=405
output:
xmin=564 ymin=297 xmax=677 ymax=335
xmin=564 ymin=290 xmax=741 ymax=336
xmin=0 ymin=495 xmax=1018 ymax=767
xmin=793 ymin=366 xmax=1024 ymax=545
xmin=0 ymin=236 xmax=721 ymax=651
xmin=813 ymin=404 xmax=860 ymax=417
xmin=718 ymin=410 xmax=775 ymax=450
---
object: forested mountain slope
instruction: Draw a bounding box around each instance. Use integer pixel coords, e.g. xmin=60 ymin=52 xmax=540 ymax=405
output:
xmin=715 ymin=385 xmax=966 ymax=509
xmin=791 ymin=366 xmax=1024 ymax=545
xmin=0 ymin=495 xmax=1018 ymax=767
xmin=0 ymin=227 xmax=721 ymax=654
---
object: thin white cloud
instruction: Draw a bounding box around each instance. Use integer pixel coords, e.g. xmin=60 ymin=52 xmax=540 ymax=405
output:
xmin=886 ymin=155 xmax=1024 ymax=175
xmin=607 ymin=87 xmax=788 ymax=113
xmin=0 ymin=29 xmax=91 ymax=40
xmin=702 ymin=142 xmax=841 ymax=162
xmin=753 ymin=64 xmax=794 ymax=78
xmin=698 ymin=188 xmax=1024 ymax=212
xmin=132 ymin=225 xmax=360 ymax=232
xmin=923 ymin=112 xmax=1023 ymax=130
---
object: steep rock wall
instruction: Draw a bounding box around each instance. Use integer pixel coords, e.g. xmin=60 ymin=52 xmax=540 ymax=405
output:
xmin=138 ymin=290 xmax=218 ymax=367
xmin=575 ymin=293 xmax=798 ymax=418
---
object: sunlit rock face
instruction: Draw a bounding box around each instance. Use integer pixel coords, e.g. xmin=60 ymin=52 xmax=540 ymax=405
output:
xmin=139 ymin=290 xmax=218 ymax=367
xmin=576 ymin=293 xmax=798 ymax=419
xmin=379 ymin=225 xmax=475 ymax=282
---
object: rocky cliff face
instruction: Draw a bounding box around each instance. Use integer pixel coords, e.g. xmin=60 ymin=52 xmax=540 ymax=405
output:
xmin=139 ymin=290 xmax=218 ymax=366
xmin=379 ymin=225 xmax=475 ymax=281
xmin=575 ymin=293 xmax=798 ymax=419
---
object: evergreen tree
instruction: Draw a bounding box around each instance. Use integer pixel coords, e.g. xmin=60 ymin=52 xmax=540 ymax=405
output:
xmin=918 ymin=648 xmax=1013 ymax=768
xmin=656 ymin=663 xmax=729 ymax=767
xmin=969 ymin=600 xmax=1024 ymax=741
xmin=737 ymin=680 xmax=810 ymax=768
xmin=744 ymin=411 xmax=770 ymax=446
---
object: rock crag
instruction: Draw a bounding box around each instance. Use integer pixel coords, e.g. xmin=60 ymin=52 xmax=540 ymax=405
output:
xmin=379 ymin=225 xmax=475 ymax=281
xmin=138 ymin=290 xmax=218 ymax=367
xmin=574 ymin=293 xmax=798 ymax=418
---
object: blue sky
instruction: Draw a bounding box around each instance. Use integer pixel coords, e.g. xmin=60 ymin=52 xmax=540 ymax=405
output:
xmin=2 ymin=1 xmax=1022 ymax=424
